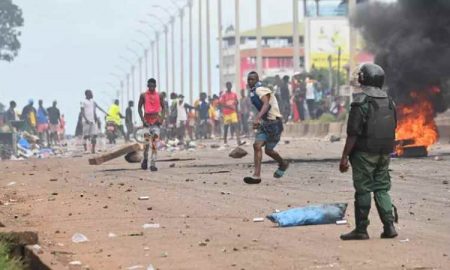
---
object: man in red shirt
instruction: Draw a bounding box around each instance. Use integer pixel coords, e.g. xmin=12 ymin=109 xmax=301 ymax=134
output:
xmin=138 ymin=78 xmax=165 ymax=172
xmin=219 ymin=82 xmax=241 ymax=145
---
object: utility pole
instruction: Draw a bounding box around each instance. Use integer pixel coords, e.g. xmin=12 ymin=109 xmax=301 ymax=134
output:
xmin=138 ymin=58 xmax=143 ymax=95
xmin=131 ymin=66 xmax=135 ymax=103
xmin=156 ymin=34 xmax=161 ymax=85
xmin=218 ymin=0 xmax=223 ymax=93
xmin=293 ymin=0 xmax=301 ymax=74
xmin=206 ymin=0 xmax=212 ymax=97
xmin=164 ymin=26 xmax=169 ymax=92
xmin=126 ymin=74 xmax=130 ymax=103
xmin=120 ymin=80 xmax=124 ymax=111
xmin=151 ymin=41 xmax=155 ymax=79
xmin=179 ymin=8 xmax=185 ymax=96
xmin=234 ymin=0 xmax=241 ymax=91
xmin=198 ymin=0 xmax=203 ymax=98
xmin=144 ymin=50 xmax=148 ymax=80
xmin=189 ymin=0 xmax=194 ymax=104
xmin=170 ymin=18 xmax=176 ymax=93
xmin=256 ymin=0 xmax=262 ymax=76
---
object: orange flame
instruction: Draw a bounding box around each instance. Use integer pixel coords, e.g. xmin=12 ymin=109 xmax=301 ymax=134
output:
xmin=395 ymin=88 xmax=439 ymax=156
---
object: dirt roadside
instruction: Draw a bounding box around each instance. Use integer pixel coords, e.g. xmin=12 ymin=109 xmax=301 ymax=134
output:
xmin=1 ymin=138 xmax=449 ymax=270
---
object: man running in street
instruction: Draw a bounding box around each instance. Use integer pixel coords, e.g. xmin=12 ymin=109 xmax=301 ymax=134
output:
xmin=138 ymin=78 xmax=165 ymax=172
xmin=244 ymin=71 xmax=289 ymax=184
xmin=81 ymin=89 xmax=107 ymax=154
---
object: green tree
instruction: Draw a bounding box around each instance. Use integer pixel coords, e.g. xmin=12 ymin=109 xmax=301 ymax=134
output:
xmin=0 ymin=0 xmax=24 ymax=62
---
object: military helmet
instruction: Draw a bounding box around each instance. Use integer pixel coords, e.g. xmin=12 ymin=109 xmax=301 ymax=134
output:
xmin=357 ymin=63 xmax=385 ymax=88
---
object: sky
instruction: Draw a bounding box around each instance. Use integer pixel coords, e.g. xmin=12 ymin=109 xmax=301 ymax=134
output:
xmin=0 ymin=0 xmax=301 ymax=133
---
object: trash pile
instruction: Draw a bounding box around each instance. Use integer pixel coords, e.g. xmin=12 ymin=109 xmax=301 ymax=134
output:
xmin=1 ymin=131 xmax=66 ymax=161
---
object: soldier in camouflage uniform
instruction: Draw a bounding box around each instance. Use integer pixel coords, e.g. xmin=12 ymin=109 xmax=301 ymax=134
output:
xmin=339 ymin=63 xmax=398 ymax=240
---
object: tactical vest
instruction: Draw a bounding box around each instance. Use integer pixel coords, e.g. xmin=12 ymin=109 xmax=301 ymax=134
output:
xmin=355 ymin=96 xmax=397 ymax=154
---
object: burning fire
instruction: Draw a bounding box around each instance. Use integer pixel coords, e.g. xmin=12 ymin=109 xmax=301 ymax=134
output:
xmin=395 ymin=87 xmax=439 ymax=156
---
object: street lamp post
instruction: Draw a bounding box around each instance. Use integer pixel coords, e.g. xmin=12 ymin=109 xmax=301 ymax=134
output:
xmin=293 ymin=0 xmax=301 ymax=74
xmin=120 ymin=56 xmax=136 ymax=103
xmin=127 ymin=47 xmax=142 ymax=98
xmin=147 ymin=14 xmax=170 ymax=92
xmin=137 ymin=24 xmax=161 ymax=84
xmin=206 ymin=0 xmax=212 ymax=97
xmin=198 ymin=0 xmax=203 ymax=97
xmin=189 ymin=0 xmax=194 ymax=104
xmin=218 ymin=0 xmax=223 ymax=92
xmin=256 ymin=0 xmax=262 ymax=76
xmin=235 ymin=0 xmax=241 ymax=91
xmin=134 ymin=40 xmax=148 ymax=80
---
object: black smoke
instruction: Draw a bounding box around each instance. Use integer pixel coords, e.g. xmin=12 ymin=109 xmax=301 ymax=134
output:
xmin=352 ymin=0 xmax=450 ymax=113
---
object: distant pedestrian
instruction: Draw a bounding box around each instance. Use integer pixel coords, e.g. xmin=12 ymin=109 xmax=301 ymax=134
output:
xmin=125 ymin=101 xmax=134 ymax=141
xmin=81 ymin=89 xmax=107 ymax=154
xmin=219 ymin=82 xmax=242 ymax=146
xmin=239 ymin=89 xmax=251 ymax=136
xmin=47 ymin=101 xmax=61 ymax=145
xmin=4 ymin=101 xmax=18 ymax=123
xmin=21 ymin=99 xmax=37 ymax=134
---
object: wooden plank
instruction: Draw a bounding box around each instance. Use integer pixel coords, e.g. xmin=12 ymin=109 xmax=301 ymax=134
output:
xmin=89 ymin=143 xmax=141 ymax=165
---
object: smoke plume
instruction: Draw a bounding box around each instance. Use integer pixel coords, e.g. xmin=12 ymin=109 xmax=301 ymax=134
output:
xmin=352 ymin=0 xmax=450 ymax=112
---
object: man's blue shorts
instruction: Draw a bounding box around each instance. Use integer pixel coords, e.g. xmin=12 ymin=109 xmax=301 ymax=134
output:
xmin=254 ymin=120 xmax=283 ymax=150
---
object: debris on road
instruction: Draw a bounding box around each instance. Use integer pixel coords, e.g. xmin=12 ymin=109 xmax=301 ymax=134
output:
xmin=138 ymin=196 xmax=150 ymax=200
xmin=71 ymin=233 xmax=89 ymax=243
xmin=267 ymin=203 xmax=348 ymax=227
xmin=228 ymin=147 xmax=248 ymax=159
xmin=253 ymin=217 xmax=265 ymax=222
xmin=89 ymin=143 xmax=141 ymax=165
xmin=125 ymin=151 xmax=143 ymax=163
xmin=336 ymin=220 xmax=348 ymax=225
xmin=142 ymin=223 xmax=160 ymax=229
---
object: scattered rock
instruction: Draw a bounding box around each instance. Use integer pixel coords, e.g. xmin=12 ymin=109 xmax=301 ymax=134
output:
xmin=229 ymin=147 xmax=248 ymax=159
xmin=125 ymin=151 xmax=143 ymax=163
xmin=443 ymin=180 xmax=449 ymax=185
xmin=49 ymin=178 xmax=58 ymax=182
xmin=169 ymin=163 xmax=176 ymax=168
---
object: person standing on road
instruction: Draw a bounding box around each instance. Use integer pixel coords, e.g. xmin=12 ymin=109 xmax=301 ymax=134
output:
xmin=21 ymin=99 xmax=37 ymax=134
xmin=244 ymin=71 xmax=289 ymax=184
xmin=47 ymin=101 xmax=61 ymax=146
xmin=5 ymin=101 xmax=18 ymax=123
xmin=219 ymin=82 xmax=242 ymax=146
xmin=125 ymin=101 xmax=134 ymax=141
xmin=339 ymin=63 xmax=398 ymax=241
xmin=239 ymin=89 xmax=251 ymax=137
xmin=81 ymin=89 xmax=107 ymax=154
xmin=138 ymin=78 xmax=165 ymax=172
xmin=36 ymin=100 xmax=50 ymax=144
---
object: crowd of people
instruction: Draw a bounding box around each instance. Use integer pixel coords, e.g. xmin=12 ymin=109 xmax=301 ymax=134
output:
xmin=76 ymin=72 xmax=350 ymax=154
xmin=2 ymin=99 xmax=66 ymax=146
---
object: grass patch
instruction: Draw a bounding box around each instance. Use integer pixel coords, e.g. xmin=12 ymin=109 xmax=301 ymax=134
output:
xmin=0 ymin=241 xmax=25 ymax=270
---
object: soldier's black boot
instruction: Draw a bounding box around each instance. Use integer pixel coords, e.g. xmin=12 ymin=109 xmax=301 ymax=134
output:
xmin=381 ymin=222 xmax=398 ymax=239
xmin=340 ymin=201 xmax=370 ymax=240
xmin=340 ymin=229 xmax=369 ymax=240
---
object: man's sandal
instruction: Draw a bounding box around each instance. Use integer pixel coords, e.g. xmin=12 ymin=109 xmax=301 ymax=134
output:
xmin=274 ymin=161 xmax=289 ymax=178
xmin=243 ymin=176 xmax=262 ymax=184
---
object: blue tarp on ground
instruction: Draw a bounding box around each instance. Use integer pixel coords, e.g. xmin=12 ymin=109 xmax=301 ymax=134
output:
xmin=267 ymin=203 xmax=348 ymax=227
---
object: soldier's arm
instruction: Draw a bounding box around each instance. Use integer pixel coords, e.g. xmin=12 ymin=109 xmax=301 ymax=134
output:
xmin=340 ymin=99 xmax=365 ymax=172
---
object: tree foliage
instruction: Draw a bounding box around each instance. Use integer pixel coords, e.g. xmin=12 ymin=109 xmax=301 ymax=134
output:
xmin=0 ymin=0 xmax=24 ymax=62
